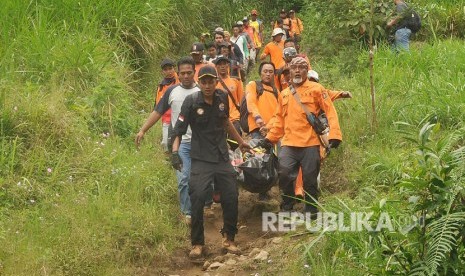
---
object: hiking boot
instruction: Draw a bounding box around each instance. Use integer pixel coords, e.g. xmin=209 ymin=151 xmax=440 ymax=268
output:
xmin=204 ymin=206 xmax=215 ymax=218
xmin=222 ymin=238 xmax=241 ymax=255
xmin=189 ymin=245 xmax=203 ymax=259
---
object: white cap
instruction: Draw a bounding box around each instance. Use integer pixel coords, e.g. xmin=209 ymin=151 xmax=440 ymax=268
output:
xmin=271 ymin=28 xmax=285 ymax=37
xmin=215 ymin=27 xmax=224 ymax=33
xmin=236 ymin=21 xmax=244 ymax=26
xmin=307 ymin=70 xmax=320 ymax=82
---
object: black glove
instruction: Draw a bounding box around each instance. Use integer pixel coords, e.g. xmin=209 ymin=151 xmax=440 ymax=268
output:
xmin=171 ymin=152 xmax=182 ymax=171
xmin=257 ymin=138 xmax=273 ymax=150
xmin=329 ymin=139 xmax=342 ymax=149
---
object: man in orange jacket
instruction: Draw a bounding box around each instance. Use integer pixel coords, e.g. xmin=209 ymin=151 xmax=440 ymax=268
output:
xmin=260 ymin=28 xmax=285 ymax=70
xmin=215 ymin=55 xmax=244 ymax=142
xmin=258 ymin=57 xmax=341 ymax=215
xmin=155 ymin=58 xmax=179 ymax=152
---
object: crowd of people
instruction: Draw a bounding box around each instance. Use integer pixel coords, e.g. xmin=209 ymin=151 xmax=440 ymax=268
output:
xmin=133 ymin=5 xmax=418 ymax=259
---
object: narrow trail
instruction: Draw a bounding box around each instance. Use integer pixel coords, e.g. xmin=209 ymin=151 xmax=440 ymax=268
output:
xmin=152 ymin=186 xmax=293 ymax=276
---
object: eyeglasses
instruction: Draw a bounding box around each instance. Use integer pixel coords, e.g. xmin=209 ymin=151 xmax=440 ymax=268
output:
xmin=289 ymin=65 xmax=308 ymax=71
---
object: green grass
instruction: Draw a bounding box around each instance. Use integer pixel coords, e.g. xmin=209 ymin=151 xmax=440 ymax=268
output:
xmin=0 ymin=0 xmax=253 ymax=274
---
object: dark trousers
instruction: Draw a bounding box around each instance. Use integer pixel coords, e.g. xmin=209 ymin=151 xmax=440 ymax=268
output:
xmin=278 ymin=146 xmax=320 ymax=212
xmin=189 ymin=159 xmax=238 ymax=246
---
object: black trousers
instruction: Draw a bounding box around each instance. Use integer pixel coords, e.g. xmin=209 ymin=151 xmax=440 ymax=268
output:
xmin=189 ymin=159 xmax=238 ymax=246
xmin=278 ymin=146 xmax=320 ymax=212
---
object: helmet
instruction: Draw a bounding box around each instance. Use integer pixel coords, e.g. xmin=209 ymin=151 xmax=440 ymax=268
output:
xmin=307 ymin=70 xmax=320 ymax=82
xmin=283 ymin=47 xmax=297 ymax=61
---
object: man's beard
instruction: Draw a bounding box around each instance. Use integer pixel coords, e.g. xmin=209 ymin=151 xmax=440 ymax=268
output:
xmin=292 ymin=76 xmax=303 ymax=84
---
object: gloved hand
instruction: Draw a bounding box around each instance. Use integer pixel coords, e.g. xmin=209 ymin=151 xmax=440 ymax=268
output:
xmin=171 ymin=152 xmax=183 ymax=171
xmin=257 ymin=138 xmax=273 ymax=150
xmin=329 ymin=139 xmax=342 ymax=149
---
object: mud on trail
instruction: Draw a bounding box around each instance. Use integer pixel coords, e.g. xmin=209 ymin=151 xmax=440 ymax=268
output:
xmin=151 ymin=186 xmax=307 ymax=276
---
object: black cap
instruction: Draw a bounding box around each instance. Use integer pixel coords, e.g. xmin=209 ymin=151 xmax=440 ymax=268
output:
xmin=218 ymin=42 xmax=230 ymax=49
xmin=160 ymin=58 xmax=175 ymax=69
xmin=198 ymin=65 xmax=218 ymax=79
xmin=213 ymin=55 xmax=230 ymax=65
xmin=191 ymin=42 xmax=205 ymax=54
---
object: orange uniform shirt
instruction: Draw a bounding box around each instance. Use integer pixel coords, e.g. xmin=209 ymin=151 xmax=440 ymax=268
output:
xmin=194 ymin=61 xmax=214 ymax=82
xmin=266 ymin=80 xmax=341 ymax=147
xmin=216 ymin=76 xmax=244 ymax=122
xmin=245 ymin=81 xmax=279 ymax=132
xmin=262 ymin=41 xmax=285 ymax=69
xmin=155 ymin=75 xmax=179 ymax=124
xmin=290 ymin=17 xmax=304 ymax=37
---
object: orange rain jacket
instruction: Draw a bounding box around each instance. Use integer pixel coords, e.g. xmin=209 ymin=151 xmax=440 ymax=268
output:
xmin=155 ymin=73 xmax=179 ymax=124
xmin=245 ymin=81 xmax=279 ymax=133
xmin=216 ymin=76 xmax=244 ymax=122
xmin=266 ymin=80 xmax=341 ymax=147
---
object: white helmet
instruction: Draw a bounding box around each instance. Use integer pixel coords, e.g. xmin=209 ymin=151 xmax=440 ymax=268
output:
xmin=271 ymin=28 xmax=285 ymax=37
xmin=307 ymin=70 xmax=319 ymax=82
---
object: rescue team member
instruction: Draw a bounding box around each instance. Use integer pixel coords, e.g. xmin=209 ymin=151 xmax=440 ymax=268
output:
xmin=246 ymin=62 xmax=279 ymax=140
xmin=294 ymin=70 xmax=351 ymax=199
xmin=214 ymin=55 xmax=243 ymax=137
xmin=191 ymin=42 xmax=213 ymax=82
xmin=258 ymin=57 xmax=341 ymax=215
xmin=242 ymin=17 xmax=256 ymax=66
xmin=171 ymin=65 xmax=251 ymax=259
xmin=154 ymin=58 xmax=179 ymax=153
xmin=289 ymin=10 xmax=304 ymax=42
xmin=274 ymin=9 xmax=292 ymax=38
xmin=260 ymin=28 xmax=286 ymax=70
xmin=218 ymin=42 xmax=241 ymax=79
xmin=249 ymin=9 xmax=264 ymax=63
xmin=245 ymin=62 xmax=279 ymax=201
xmin=231 ymin=24 xmax=249 ymax=71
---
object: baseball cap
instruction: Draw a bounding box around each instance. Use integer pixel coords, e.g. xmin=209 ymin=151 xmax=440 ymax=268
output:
xmin=307 ymin=70 xmax=320 ymax=82
xmin=190 ymin=42 xmax=204 ymax=54
xmin=280 ymin=9 xmax=286 ymax=13
xmin=251 ymin=9 xmax=258 ymax=15
xmin=213 ymin=55 xmax=230 ymax=65
xmin=214 ymin=27 xmax=224 ymax=33
xmin=271 ymin=28 xmax=285 ymax=37
xmin=242 ymin=16 xmax=249 ymax=22
xmin=198 ymin=65 xmax=218 ymax=79
xmin=160 ymin=58 xmax=175 ymax=69
xmin=236 ymin=21 xmax=244 ymax=26
xmin=289 ymin=9 xmax=295 ymax=13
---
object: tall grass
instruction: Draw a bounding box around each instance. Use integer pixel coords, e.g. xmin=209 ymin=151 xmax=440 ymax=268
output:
xmin=0 ymin=0 xmax=250 ymax=274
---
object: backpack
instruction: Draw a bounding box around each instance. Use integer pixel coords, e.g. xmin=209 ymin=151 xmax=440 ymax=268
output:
xmin=405 ymin=9 xmax=421 ymax=33
xmin=400 ymin=5 xmax=421 ymax=33
xmin=239 ymin=81 xmax=278 ymax=133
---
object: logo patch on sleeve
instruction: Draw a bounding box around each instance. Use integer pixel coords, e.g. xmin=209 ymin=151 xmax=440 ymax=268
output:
xmin=219 ymin=103 xmax=225 ymax=111
xmin=196 ymin=108 xmax=204 ymax=115
xmin=178 ymin=115 xmax=185 ymax=122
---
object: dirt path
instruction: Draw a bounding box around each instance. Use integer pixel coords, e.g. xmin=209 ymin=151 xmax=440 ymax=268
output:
xmin=153 ymin=186 xmax=291 ymax=276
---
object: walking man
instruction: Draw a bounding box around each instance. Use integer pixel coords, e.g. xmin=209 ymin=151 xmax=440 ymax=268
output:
xmin=171 ymin=65 xmax=251 ymax=259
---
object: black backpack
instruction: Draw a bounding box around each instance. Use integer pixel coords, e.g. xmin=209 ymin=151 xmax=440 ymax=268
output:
xmin=403 ymin=7 xmax=421 ymax=33
xmin=239 ymin=81 xmax=278 ymax=133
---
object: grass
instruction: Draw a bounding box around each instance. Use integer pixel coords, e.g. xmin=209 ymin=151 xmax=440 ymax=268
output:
xmin=0 ymin=0 xmax=252 ymax=274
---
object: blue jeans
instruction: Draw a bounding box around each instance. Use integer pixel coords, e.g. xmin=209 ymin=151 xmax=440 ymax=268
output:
xmin=394 ymin=28 xmax=411 ymax=52
xmin=175 ymin=142 xmax=213 ymax=216
xmin=176 ymin=142 xmax=192 ymax=216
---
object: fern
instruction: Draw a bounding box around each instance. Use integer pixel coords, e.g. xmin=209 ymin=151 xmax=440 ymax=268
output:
xmin=410 ymin=212 xmax=465 ymax=275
